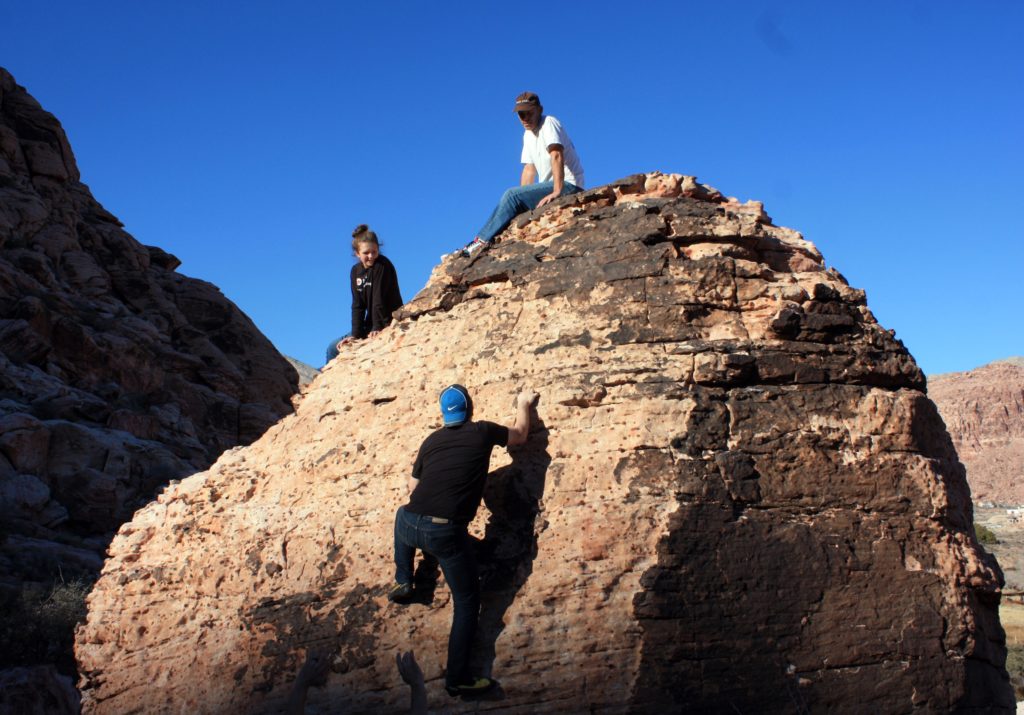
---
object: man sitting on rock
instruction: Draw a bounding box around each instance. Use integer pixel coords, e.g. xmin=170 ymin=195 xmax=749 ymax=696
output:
xmin=458 ymin=92 xmax=585 ymax=257
xmin=390 ymin=384 xmax=537 ymax=698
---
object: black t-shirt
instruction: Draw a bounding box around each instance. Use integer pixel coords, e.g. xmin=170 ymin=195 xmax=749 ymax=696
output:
xmin=405 ymin=421 xmax=510 ymax=523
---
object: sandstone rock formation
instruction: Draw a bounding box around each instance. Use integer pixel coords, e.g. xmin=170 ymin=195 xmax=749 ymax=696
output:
xmin=930 ymin=360 xmax=1024 ymax=505
xmin=0 ymin=67 xmax=298 ymax=621
xmin=77 ymin=172 xmax=1013 ymax=713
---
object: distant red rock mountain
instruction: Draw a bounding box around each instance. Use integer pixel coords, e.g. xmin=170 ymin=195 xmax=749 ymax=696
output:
xmin=930 ymin=359 xmax=1024 ymax=505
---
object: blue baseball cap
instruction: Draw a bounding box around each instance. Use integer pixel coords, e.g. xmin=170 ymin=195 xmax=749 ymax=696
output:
xmin=439 ymin=384 xmax=471 ymax=426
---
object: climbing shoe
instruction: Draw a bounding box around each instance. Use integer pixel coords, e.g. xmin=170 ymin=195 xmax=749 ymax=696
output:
xmin=387 ymin=582 xmax=414 ymax=603
xmin=460 ymin=237 xmax=489 ymax=258
xmin=445 ymin=677 xmax=497 ymax=698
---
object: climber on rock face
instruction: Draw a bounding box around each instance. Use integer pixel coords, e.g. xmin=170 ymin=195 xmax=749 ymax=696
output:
xmin=389 ymin=383 xmax=538 ymax=698
xmin=456 ymin=91 xmax=585 ymax=257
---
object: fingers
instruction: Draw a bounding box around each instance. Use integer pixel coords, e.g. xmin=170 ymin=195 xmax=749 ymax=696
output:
xmin=538 ymin=192 xmax=559 ymax=208
xmin=396 ymin=650 xmax=421 ymax=684
xmin=396 ymin=651 xmax=420 ymax=669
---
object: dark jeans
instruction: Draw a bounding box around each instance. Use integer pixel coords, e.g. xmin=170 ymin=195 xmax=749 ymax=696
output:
xmin=394 ymin=506 xmax=479 ymax=687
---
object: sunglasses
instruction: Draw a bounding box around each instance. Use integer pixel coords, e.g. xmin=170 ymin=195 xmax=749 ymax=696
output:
xmin=517 ymin=110 xmax=534 ymax=119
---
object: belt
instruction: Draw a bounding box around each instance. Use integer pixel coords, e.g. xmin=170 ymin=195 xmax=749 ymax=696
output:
xmin=403 ymin=507 xmax=459 ymax=525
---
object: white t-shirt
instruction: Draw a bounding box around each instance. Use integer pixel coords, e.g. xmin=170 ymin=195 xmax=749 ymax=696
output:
xmin=521 ymin=115 xmax=584 ymax=189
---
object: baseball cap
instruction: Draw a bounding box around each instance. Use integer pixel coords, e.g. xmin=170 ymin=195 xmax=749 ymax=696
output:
xmin=439 ymin=384 xmax=472 ymax=426
xmin=513 ymin=92 xmax=541 ymax=112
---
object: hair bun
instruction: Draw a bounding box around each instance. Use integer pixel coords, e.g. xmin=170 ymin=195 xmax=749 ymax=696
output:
xmin=352 ymin=224 xmax=370 ymax=238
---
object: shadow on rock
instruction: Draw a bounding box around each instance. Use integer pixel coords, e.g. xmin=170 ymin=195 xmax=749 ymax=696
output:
xmin=237 ymin=583 xmax=379 ymax=708
xmin=407 ymin=553 xmax=441 ymax=606
xmin=472 ymin=420 xmax=551 ymax=684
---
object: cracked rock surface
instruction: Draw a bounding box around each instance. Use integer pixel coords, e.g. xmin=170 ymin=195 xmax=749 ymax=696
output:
xmin=77 ymin=172 xmax=1012 ymax=713
xmin=0 ymin=67 xmax=299 ymax=603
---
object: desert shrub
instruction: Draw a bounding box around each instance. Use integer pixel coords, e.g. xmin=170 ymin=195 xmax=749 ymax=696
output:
xmin=975 ymin=524 xmax=999 ymax=545
xmin=1007 ymin=644 xmax=1024 ymax=699
xmin=0 ymin=577 xmax=93 ymax=672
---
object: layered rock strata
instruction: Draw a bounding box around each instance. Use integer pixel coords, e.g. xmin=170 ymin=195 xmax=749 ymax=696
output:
xmin=0 ymin=68 xmax=298 ymax=597
xmin=930 ymin=360 xmax=1024 ymax=505
xmin=78 ymin=172 xmax=1013 ymax=712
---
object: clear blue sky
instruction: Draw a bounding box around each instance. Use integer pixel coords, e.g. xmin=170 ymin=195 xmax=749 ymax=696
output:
xmin=3 ymin=1 xmax=1021 ymax=374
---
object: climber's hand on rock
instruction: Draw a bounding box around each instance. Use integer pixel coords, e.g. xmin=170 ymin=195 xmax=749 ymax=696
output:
xmin=517 ymin=389 xmax=539 ymax=409
xmin=537 ymin=192 xmax=559 ymax=208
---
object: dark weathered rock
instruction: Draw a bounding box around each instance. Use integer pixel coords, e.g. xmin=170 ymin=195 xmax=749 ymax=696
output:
xmin=77 ymin=176 xmax=1011 ymax=714
xmin=0 ymin=665 xmax=80 ymax=715
xmin=0 ymin=65 xmax=299 ymax=662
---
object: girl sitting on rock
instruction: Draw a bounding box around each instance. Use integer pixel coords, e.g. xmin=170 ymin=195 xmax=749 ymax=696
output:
xmin=325 ymin=224 xmax=403 ymax=364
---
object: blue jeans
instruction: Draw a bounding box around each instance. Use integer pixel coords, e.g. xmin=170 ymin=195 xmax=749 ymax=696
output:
xmin=324 ymin=333 xmax=350 ymax=364
xmin=477 ymin=181 xmax=581 ymax=242
xmin=394 ymin=507 xmax=479 ymax=687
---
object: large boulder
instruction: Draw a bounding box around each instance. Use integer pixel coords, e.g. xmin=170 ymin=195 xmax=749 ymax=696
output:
xmin=77 ymin=173 xmax=1013 ymax=713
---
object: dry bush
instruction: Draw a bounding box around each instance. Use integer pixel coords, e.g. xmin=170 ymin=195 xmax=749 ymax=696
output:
xmin=976 ymin=524 xmax=1000 ymax=545
xmin=0 ymin=578 xmax=93 ymax=672
xmin=1007 ymin=645 xmax=1024 ymax=700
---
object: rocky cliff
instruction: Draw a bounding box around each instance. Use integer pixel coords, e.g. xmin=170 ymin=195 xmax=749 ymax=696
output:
xmin=930 ymin=360 xmax=1024 ymax=505
xmin=0 ymin=66 xmax=298 ymax=656
xmin=77 ymin=173 xmax=1013 ymax=713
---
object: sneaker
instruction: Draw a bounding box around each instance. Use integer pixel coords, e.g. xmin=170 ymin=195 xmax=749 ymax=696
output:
xmin=387 ymin=582 xmax=414 ymax=603
xmin=445 ymin=677 xmax=497 ymax=698
xmin=460 ymin=237 xmax=489 ymax=258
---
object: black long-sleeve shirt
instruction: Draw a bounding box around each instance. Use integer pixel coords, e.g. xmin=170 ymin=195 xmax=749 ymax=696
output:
xmin=350 ymin=255 xmax=403 ymax=339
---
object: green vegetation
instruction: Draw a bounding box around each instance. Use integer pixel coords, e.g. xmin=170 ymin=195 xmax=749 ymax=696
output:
xmin=1007 ymin=644 xmax=1024 ymax=699
xmin=0 ymin=577 xmax=93 ymax=673
xmin=975 ymin=523 xmax=999 ymax=545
